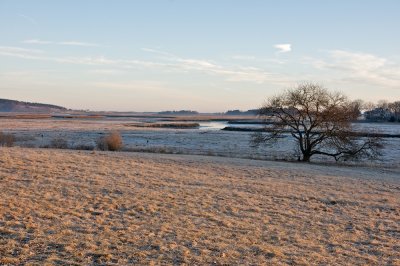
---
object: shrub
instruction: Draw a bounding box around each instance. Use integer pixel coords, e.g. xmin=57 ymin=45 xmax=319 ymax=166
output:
xmin=0 ymin=132 xmax=15 ymax=147
xmin=96 ymin=131 xmax=123 ymax=151
xmin=74 ymin=144 xmax=95 ymax=151
xmin=50 ymin=137 xmax=69 ymax=149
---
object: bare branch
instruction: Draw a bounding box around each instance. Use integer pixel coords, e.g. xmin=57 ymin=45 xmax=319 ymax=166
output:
xmin=252 ymin=83 xmax=384 ymax=162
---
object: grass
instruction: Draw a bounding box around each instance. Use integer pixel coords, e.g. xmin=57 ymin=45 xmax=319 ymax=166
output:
xmin=0 ymin=147 xmax=399 ymax=265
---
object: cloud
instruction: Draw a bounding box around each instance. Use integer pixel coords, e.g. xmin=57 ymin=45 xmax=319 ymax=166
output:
xmin=141 ymin=49 xmax=288 ymax=84
xmin=231 ymin=55 xmax=287 ymax=65
xmin=23 ymin=39 xmax=100 ymax=47
xmin=18 ymin=14 xmax=37 ymax=25
xmin=88 ymin=69 xmax=126 ymax=75
xmin=274 ymin=44 xmax=292 ymax=53
xmin=22 ymin=39 xmax=52 ymax=45
xmin=58 ymin=41 xmax=100 ymax=47
xmin=141 ymin=49 xmax=270 ymax=83
xmin=0 ymin=46 xmax=46 ymax=60
xmin=141 ymin=48 xmax=176 ymax=58
xmin=176 ymin=58 xmax=218 ymax=69
xmin=231 ymin=55 xmax=257 ymax=61
xmin=309 ymin=50 xmax=400 ymax=88
xmin=0 ymin=46 xmax=43 ymax=54
xmin=173 ymin=58 xmax=279 ymax=83
xmin=0 ymin=45 xmax=292 ymax=85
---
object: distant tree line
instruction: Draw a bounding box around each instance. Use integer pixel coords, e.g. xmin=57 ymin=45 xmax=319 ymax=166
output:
xmin=158 ymin=110 xmax=199 ymax=115
xmin=360 ymin=100 xmax=400 ymax=122
xmin=0 ymin=98 xmax=66 ymax=112
xmin=225 ymin=109 xmax=258 ymax=116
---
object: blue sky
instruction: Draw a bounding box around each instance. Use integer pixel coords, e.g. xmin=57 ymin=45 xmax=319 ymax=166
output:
xmin=0 ymin=0 xmax=399 ymax=112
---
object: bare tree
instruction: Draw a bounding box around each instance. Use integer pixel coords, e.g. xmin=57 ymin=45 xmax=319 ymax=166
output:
xmin=388 ymin=101 xmax=400 ymax=121
xmin=349 ymin=99 xmax=364 ymax=117
xmin=252 ymin=83 xmax=382 ymax=162
xmin=377 ymin=99 xmax=389 ymax=109
xmin=363 ymin=101 xmax=376 ymax=112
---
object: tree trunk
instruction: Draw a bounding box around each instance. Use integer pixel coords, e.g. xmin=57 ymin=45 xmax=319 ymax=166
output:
xmin=302 ymin=153 xmax=311 ymax=162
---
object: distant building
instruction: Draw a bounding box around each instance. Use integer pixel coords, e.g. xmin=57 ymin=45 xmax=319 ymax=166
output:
xmin=364 ymin=108 xmax=393 ymax=121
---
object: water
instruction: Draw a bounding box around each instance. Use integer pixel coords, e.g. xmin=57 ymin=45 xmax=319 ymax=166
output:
xmin=199 ymin=121 xmax=263 ymax=130
xmin=200 ymin=121 xmax=400 ymax=134
xmin=11 ymin=119 xmax=400 ymax=167
xmin=352 ymin=122 xmax=400 ymax=134
xmin=199 ymin=122 xmax=228 ymax=130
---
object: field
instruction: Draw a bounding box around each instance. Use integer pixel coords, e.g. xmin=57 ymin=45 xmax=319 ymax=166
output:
xmin=1 ymin=147 xmax=399 ymax=265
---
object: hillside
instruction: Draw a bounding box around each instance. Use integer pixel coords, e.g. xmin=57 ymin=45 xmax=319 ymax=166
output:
xmin=0 ymin=99 xmax=67 ymax=113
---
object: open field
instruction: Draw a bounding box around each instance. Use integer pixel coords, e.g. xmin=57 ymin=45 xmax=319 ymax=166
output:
xmin=0 ymin=147 xmax=399 ymax=265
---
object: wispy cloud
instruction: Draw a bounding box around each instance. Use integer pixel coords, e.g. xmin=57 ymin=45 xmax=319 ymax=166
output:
xmin=0 ymin=46 xmax=45 ymax=60
xmin=88 ymin=69 xmax=126 ymax=75
xmin=231 ymin=55 xmax=287 ymax=65
xmin=310 ymin=50 xmax=400 ymax=88
xmin=141 ymin=48 xmax=287 ymax=84
xmin=18 ymin=14 xmax=37 ymax=25
xmin=0 ymin=46 xmax=173 ymax=69
xmin=0 ymin=46 xmax=43 ymax=54
xmin=141 ymin=48 xmax=176 ymax=58
xmin=231 ymin=55 xmax=257 ymax=61
xmin=23 ymin=39 xmax=100 ymax=47
xmin=58 ymin=41 xmax=100 ymax=47
xmin=274 ymin=44 xmax=291 ymax=53
xmin=0 ymin=45 xmax=291 ymax=85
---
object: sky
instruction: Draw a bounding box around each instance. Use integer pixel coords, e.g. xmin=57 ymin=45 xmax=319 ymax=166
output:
xmin=0 ymin=0 xmax=399 ymax=112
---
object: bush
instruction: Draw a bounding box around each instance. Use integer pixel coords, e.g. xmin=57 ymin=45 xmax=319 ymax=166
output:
xmin=0 ymin=132 xmax=15 ymax=147
xmin=96 ymin=131 xmax=123 ymax=151
xmin=50 ymin=137 xmax=69 ymax=149
xmin=74 ymin=144 xmax=95 ymax=151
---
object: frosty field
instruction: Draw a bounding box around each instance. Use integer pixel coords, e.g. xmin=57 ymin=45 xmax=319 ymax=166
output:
xmin=0 ymin=116 xmax=399 ymax=265
xmin=0 ymin=147 xmax=399 ymax=265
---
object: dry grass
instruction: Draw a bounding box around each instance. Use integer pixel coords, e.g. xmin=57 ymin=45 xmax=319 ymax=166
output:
xmin=0 ymin=132 xmax=15 ymax=147
xmin=0 ymin=114 xmax=52 ymax=119
xmin=96 ymin=132 xmax=123 ymax=151
xmin=0 ymin=148 xmax=399 ymax=265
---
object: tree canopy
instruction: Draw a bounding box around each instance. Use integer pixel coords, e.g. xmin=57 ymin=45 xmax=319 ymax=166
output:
xmin=252 ymin=83 xmax=382 ymax=162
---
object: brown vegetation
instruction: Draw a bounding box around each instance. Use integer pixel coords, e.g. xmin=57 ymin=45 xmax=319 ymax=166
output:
xmin=96 ymin=131 xmax=123 ymax=151
xmin=52 ymin=115 xmax=104 ymax=119
xmin=49 ymin=137 xmax=69 ymax=149
xmin=0 ymin=148 xmax=399 ymax=265
xmin=0 ymin=132 xmax=15 ymax=147
xmin=129 ymin=122 xmax=200 ymax=129
xmin=0 ymin=114 xmax=52 ymax=119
